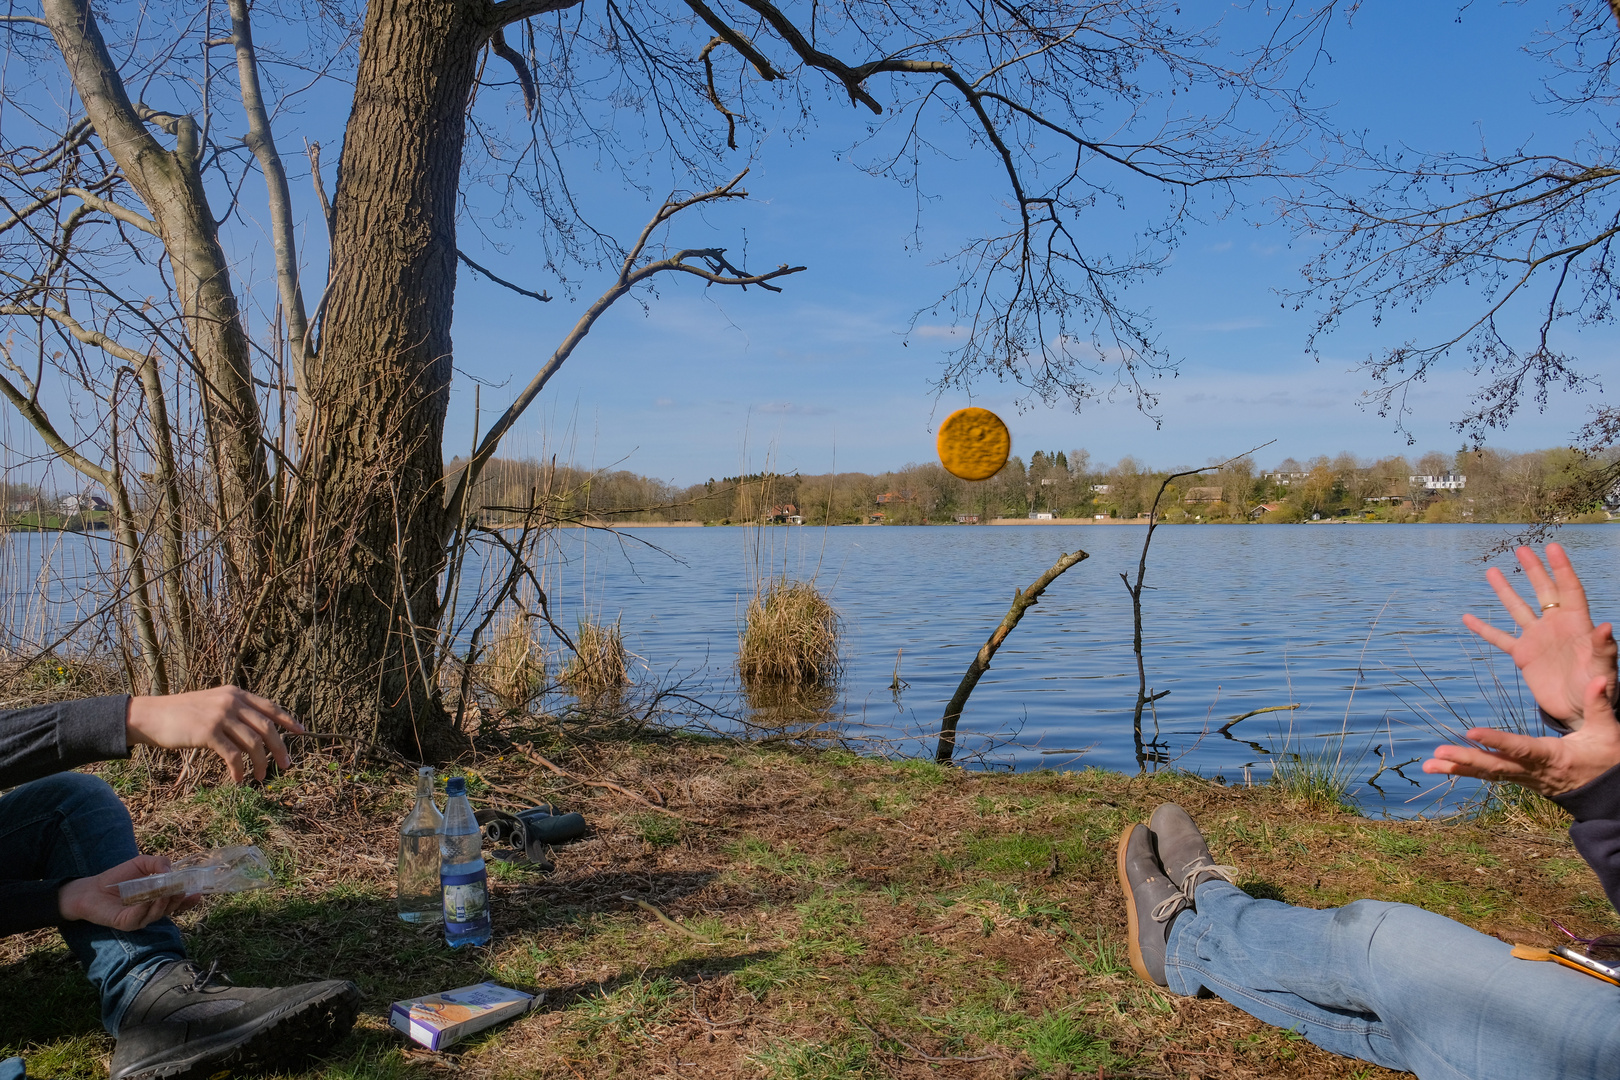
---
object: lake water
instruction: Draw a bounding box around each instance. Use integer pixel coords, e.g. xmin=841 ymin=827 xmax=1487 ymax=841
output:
xmin=512 ymin=523 xmax=1620 ymax=815
xmin=8 ymin=523 xmax=1617 ymax=815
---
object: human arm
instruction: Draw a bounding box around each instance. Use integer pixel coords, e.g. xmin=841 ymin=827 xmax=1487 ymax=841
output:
xmin=125 ymin=686 xmax=306 ymax=782
xmin=1462 ymin=543 xmax=1617 ymax=731
xmin=56 ymin=854 xmax=199 ymax=931
xmin=1423 ymin=675 xmax=1620 ymax=911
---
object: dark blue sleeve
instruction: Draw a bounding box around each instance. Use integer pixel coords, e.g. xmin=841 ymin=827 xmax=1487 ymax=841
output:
xmin=0 ymin=695 xmax=130 ymax=789
xmin=0 ymin=695 xmax=132 ymax=933
xmin=1552 ymin=761 xmax=1620 ymax=915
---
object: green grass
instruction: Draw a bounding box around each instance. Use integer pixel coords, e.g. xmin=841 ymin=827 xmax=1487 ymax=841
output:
xmin=631 ymin=812 xmax=683 ymax=847
xmin=751 ymin=1036 xmax=875 ymax=1080
xmin=8 ymin=733 xmax=1599 ymax=1080
xmin=1270 ymin=741 xmax=1362 ymax=813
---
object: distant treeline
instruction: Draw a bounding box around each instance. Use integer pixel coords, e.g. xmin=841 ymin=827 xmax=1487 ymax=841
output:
xmin=454 ymin=446 xmax=1616 ymax=526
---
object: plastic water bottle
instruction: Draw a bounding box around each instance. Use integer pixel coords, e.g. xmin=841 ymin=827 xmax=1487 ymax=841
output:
xmin=396 ymin=767 xmax=443 ymax=923
xmin=440 ymin=776 xmax=491 ymax=947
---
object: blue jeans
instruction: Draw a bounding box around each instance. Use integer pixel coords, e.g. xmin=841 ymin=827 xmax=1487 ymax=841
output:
xmin=0 ymin=773 xmax=185 ymax=1033
xmin=1166 ymin=881 xmax=1620 ymax=1080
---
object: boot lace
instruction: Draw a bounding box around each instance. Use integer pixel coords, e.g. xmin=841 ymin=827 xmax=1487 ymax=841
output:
xmin=181 ymin=959 xmax=233 ymax=994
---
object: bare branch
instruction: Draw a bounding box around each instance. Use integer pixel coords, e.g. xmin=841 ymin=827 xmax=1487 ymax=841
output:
xmin=491 ymin=27 xmax=537 ymax=118
xmin=306 ymin=140 xmax=333 ymax=241
xmin=227 ymin=0 xmax=311 ymax=372
xmin=64 ymin=187 xmax=158 ymax=235
xmin=489 ymin=0 xmax=586 ymax=28
xmin=457 ymin=248 xmax=551 ymax=303
xmin=680 ymin=0 xmax=782 ymax=81
xmin=0 ymin=304 xmax=150 ymax=365
xmin=442 ymin=173 xmax=803 ymax=543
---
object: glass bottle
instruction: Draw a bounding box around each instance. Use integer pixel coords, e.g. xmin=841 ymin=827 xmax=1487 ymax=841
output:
xmin=440 ymin=776 xmax=492 ymax=947
xmin=396 ymin=767 xmax=444 ymax=923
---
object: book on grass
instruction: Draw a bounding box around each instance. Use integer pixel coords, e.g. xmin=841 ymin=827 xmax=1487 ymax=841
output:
xmin=389 ymin=982 xmax=535 ymax=1050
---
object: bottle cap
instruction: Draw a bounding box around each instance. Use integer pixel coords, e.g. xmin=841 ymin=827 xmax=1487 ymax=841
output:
xmin=446 ymin=776 xmax=466 ymax=796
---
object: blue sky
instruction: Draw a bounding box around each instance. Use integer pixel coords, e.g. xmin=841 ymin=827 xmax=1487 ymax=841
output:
xmin=441 ymin=2 xmax=1619 ymax=484
xmin=8 ymin=3 xmax=1610 ymax=488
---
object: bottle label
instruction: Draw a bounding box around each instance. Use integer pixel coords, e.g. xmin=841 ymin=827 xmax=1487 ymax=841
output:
xmin=442 ymin=869 xmax=488 ymax=925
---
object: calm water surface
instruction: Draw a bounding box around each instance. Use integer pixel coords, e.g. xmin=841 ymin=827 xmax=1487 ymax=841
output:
xmin=9 ymin=523 xmax=1616 ymax=815
xmin=516 ymin=523 xmax=1620 ymax=814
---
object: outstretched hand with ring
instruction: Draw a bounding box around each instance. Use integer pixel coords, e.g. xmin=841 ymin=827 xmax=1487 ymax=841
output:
xmin=1463 ymin=543 xmax=1617 ymax=731
xmin=1424 ymin=675 xmax=1620 ymax=797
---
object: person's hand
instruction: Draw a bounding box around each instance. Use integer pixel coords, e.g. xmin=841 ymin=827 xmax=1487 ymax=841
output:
xmin=1422 ymin=675 xmax=1620 ymax=797
xmin=58 ymin=854 xmax=200 ymax=931
xmin=126 ymin=686 xmax=305 ymax=782
xmin=1463 ymin=543 xmax=1617 ymax=730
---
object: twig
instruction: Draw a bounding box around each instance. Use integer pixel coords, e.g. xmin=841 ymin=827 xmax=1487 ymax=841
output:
xmin=1123 ymin=440 xmax=1275 ymax=767
xmin=1215 ymin=703 xmax=1301 ymax=735
xmin=621 ymin=894 xmax=716 ymax=944
xmin=512 ymin=743 xmax=710 ymax=823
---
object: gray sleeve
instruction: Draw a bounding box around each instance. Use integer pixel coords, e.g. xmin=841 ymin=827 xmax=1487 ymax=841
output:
xmin=0 ymin=695 xmax=130 ymax=788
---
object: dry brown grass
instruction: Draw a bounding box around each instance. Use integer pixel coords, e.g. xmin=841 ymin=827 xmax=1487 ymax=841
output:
xmin=737 ymin=577 xmax=840 ymax=686
xmin=563 ymin=616 xmax=628 ymax=693
xmin=7 ymin=737 xmax=1606 ymax=1080
xmin=481 ymin=612 xmax=547 ymax=711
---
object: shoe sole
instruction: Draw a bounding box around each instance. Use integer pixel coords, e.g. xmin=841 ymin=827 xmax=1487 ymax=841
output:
xmin=1116 ymin=824 xmax=1158 ymax=986
xmin=116 ymin=981 xmax=360 ymax=1080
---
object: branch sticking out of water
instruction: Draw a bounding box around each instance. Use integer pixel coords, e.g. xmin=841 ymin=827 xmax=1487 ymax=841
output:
xmin=1216 ymin=703 xmax=1301 ymax=735
xmin=935 ymin=548 xmax=1089 ymax=763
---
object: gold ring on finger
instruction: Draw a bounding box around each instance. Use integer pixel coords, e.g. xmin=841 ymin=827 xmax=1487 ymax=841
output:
xmin=1542 ymin=601 xmax=1562 ymax=611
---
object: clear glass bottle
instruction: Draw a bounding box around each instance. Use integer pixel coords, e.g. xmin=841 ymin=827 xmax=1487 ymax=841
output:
xmin=440 ymin=776 xmax=491 ymax=947
xmin=396 ymin=767 xmax=443 ymax=923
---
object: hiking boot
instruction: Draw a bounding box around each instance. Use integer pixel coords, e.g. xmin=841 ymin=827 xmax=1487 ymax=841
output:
xmin=1116 ymin=823 xmax=1185 ymax=987
xmin=1148 ymin=803 xmax=1238 ymax=907
xmin=110 ymin=961 xmax=359 ymax=1080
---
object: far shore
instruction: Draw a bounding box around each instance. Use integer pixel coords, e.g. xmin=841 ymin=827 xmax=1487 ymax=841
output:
xmin=519 ymin=515 xmax=1615 ymax=529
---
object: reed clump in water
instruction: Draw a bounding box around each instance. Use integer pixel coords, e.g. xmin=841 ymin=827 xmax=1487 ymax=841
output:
xmin=482 ymin=613 xmax=547 ymax=712
xmin=737 ymin=578 xmax=841 ymax=686
xmin=565 ymin=617 xmax=629 ymax=693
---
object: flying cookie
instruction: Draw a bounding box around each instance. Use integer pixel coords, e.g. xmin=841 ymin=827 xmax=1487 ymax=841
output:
xmin=936 ymin=407 xmax=1010 ymax=481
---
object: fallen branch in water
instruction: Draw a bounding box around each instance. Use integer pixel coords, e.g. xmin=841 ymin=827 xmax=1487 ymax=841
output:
xmin=935 ymin=548 xmax=1089 ymax=763
xmin=1216 ymin=703 xmax=1301 ymax=735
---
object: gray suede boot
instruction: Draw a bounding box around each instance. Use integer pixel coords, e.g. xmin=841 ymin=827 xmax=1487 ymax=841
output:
xmin=110 ymin=961 xmax=359 ymax=1080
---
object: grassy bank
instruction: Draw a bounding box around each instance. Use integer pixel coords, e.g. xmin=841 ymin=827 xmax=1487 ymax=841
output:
xmin=0 ymin=732 xmax=1610 ymax=1080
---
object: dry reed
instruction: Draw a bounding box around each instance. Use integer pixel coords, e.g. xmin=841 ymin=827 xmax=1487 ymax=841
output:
xmin=737 ymin=577 xmax=840 ymax=686
xmin=564 ymin=616 xmax=629 ymax=692
xmin=482 ymin=612 xmax=547 ymax=711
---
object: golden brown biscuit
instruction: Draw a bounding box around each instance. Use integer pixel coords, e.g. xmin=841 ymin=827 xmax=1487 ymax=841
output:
xmin=936 ymin=407 xmax=1011 ymax=481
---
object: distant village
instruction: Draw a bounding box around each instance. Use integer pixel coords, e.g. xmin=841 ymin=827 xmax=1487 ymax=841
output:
xmin=0 ymin=486 xmax=112 ymax=531
xmin=456 ymin=445 xmax=1614 ymax=527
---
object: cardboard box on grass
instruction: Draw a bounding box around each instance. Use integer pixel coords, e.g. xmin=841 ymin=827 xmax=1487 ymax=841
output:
xmin=390 ymin=982 xmax=535 ymax=1050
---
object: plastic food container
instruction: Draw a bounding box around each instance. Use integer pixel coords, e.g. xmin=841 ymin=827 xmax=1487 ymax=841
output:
xmin=116 ymin=845 xmax=275 ymax=906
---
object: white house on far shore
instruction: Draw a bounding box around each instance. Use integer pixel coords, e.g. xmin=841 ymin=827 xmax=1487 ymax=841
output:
xmin=1410 ymin=473 xmax=1466 ymax=491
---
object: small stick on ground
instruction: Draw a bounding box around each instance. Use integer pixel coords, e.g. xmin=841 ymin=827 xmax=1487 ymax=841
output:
xmin=621 ymin=894 xmax=716 ymax=944
xmin=935 ymin=548 xmax=1089 ymax=763
xmin=513 ymin=743 xmax=711 ymax=824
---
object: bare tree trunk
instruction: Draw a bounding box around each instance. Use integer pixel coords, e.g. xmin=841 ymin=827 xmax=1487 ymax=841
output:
xmin=138 ymin=354 xmax=193 ymax=689
xmin=246 ymin=0 xmax=494 ymax=752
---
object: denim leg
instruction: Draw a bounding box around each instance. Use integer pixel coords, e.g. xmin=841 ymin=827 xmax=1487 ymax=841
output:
xmin=1166 ymin=881 xmax=1620 ymax=1080
xmin=0 ymin=773 xmax=185 ymax=1033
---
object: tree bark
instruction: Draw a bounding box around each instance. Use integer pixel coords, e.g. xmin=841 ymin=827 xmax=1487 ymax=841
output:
xmin=244 ymin=0 xmax=496 ymax=752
